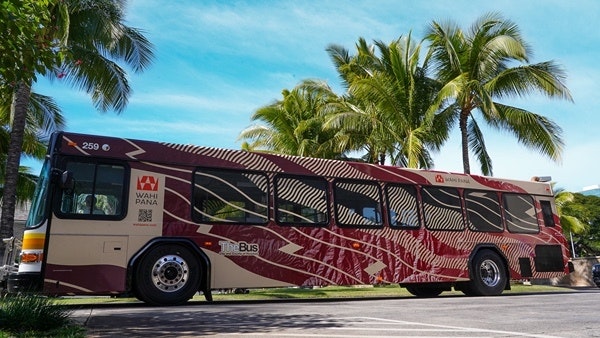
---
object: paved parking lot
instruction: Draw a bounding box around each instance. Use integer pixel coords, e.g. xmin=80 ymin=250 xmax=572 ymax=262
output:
xmin=75 ymin=288 xmax=599 ymax=337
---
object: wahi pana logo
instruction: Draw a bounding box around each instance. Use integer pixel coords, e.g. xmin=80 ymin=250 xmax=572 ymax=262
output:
xmin=137 ymin=175 xmax=159 ymax=191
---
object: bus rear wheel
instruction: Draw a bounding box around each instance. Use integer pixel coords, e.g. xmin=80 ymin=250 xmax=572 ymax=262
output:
xmin=134 ymin=244 xmax=201 ymax=306
xmin=462 ymin=249 xmax=506 ymax=296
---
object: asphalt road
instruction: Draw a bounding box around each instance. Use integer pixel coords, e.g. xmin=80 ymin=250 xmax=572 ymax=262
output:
xmin=73 ymin=288 xmax=599 ymax=337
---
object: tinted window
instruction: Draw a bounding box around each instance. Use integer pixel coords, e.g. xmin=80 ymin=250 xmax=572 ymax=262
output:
xmin=386 ymin=184 xmax=420 ymax=228
xmin=334 ymin=180 xmax=382 ymax=227
xmin=421 ymin=187 xmax=464 ymax=231
xmin=275 ymin=175 xmax=328 ymax=225
xmin=193 ymin=168 xmax=268 ymax=224
xmin=504 ymin=194 xmax=539 ymax=233
xmin=540 ymin=200 xmax=556 ymax=227
xmin=465 ymin=190 xmax=503 ymax=232
xmin=57 ymin=161 xmax=127 ymax=218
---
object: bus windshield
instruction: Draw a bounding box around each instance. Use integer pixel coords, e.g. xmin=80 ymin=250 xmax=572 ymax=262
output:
xmin=25 ymin=160 xmax=51 ymax=228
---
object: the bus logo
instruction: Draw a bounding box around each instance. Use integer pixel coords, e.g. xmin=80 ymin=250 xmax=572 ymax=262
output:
xmin=435 ymin=174 xmax=445 ymax=183
xmin=219 ymin=241 xmax=259 ymax=256
xmin=137 ymin=176 xmax=159 ymax=191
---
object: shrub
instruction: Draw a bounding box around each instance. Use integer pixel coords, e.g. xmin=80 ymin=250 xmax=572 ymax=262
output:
xmin=0 ymin=294 xmax=74 ymax=334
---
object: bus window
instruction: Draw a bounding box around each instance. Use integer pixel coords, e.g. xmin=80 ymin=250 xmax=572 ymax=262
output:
xmin=274 ymin=175 xmax=329 ymax=226
xmin=26 ymin=159 xmax=52 ymax=227
xmin=192 ymin=168 xmax=268 ymax=224
xmin=465 ymin=190 xmax=503 ymax=232
xmin=504 ymin=193 xmax=539 ymax=233
xmin=334 ymin=180 xmax=382 ymax=227
xmin=57 ymin=161 xmax=126 ymax=218
xmin=539 ymin=200 xmax=556 ymax=227
xmin=386 ymin=184 xmax=420 ymax=228
xmin=421 ymin=187 xmax=464 ymax=231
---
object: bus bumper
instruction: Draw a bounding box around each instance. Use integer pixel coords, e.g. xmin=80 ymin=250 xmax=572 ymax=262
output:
xmin=7 ymin=272 xmax=42 ymax=293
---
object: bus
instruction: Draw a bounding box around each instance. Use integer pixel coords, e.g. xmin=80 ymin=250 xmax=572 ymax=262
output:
xmin=1 ymin=132 xmax=572 ymax=305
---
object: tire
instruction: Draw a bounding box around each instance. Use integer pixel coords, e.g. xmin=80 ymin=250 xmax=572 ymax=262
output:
xmin=464 ymin=249 xmax=507 ymax=296
xmin=405 ymin=284 xmax=444 ymax=297
xmin=134 ymin=244 xmax=201 ymax=306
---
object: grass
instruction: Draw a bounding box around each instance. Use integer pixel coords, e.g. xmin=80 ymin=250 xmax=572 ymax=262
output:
xmin=53 ymin=282 xmax=574 ymax=305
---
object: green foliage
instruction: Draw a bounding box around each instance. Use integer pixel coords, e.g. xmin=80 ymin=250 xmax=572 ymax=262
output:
xmin=0 ymin=294 xmax=83 ymax=336
xmin=326 ymin=35 xmax=449 ymax=167
xmin=239 ymin=80 xmax=344 ymax=159
xmin=0 ymin=0 xmax=66 ymax=86
xmin=562 ymin=193 xmax=600 ymax=256
xmin=425 ymin=12 xmax=572 ymax=175
xmin=243 ymin=13 xmax=569 ymax=174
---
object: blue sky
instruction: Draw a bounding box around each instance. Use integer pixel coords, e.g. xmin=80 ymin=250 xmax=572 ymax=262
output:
xmin=29 ymin=0 xmax=600 ymax=192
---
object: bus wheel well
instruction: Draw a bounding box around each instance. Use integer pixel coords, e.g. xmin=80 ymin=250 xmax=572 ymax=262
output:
xmin=127 ymin=238 xmax=212 ymax=302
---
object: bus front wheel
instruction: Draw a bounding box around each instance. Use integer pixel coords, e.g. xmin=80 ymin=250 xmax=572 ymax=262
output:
xmin=134 ymin=244 xmax=201 ymax=306
xmin=462 ymin=249 xmax=507 ymax=296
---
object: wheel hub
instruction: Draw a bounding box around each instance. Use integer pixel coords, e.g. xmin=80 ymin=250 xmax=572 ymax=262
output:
xmin=480 ymin=258 xmax=501 ymax=287
xmin=151 ymin=254 xmax=189 ymax=292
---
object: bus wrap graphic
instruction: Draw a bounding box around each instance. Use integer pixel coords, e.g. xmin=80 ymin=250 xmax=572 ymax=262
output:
xmin=2 ymin=131 xmax=571 ymax=306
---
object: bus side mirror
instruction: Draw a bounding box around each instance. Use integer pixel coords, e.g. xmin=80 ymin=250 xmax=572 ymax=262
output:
xmin=60 ymin=171 xmax=74 ymax=190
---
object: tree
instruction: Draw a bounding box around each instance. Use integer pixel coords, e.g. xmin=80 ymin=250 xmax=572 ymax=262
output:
xmin=325 ymin=36 xmax=451 ymax=167
xmin=239 ymin=80 xmax=342 ymax=158
xmin=425 ymin=12 xmax=572 ymax=175
xmin=0 ymin=0 xmax=154 ymax=247
xmin=559 ymin=192 xmax=600 ymax=257
xmin=326 ymin=38 xmax=396 ymax=164
xmin=0 ymin=0 xmax=65 ymax=86
xmin=0 ymin=91 xmax=65 ymax=206
xmin=0 ymin=0 xmax=67 ymax=246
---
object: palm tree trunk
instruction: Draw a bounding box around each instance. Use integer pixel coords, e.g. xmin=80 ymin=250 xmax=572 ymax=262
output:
xmin=378 ymin=152 xmax=386 ymax=165
xmin=459 ymin=111 xmax=470 ymax=174
xmin=0 ymin=81 xmax=31 ymax=255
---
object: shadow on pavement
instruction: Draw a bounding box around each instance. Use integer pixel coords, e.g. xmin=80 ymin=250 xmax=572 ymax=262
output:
xmin=83 ymin=309 xmax=343 ymax=337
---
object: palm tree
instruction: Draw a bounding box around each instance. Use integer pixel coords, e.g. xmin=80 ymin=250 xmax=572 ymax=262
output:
xmin=326 ymin=39 xmax=392 ymax=164
xmin=1 ymin=0 xmax=154 ymax=243
xmin=555 ymin=190 xmax=589 ymax=234
xmin=0 ymin=91 xmax=65 ymax=206
xmin=238 ymin=80 xmax=342 ymax=158
xmin=325 ymin=36 xmax=451 ymax=167
xmin=424 ymin=12 xmax=572 ymax=175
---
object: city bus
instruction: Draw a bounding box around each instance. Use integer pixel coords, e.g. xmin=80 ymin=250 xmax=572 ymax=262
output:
xmin=1 ymin=132 xmax=571 ymax=305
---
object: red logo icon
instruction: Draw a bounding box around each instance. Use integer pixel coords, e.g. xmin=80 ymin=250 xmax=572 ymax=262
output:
xmin=137 ymin=176 xmax=159 ymax=191
xmin=435 ymin=174 xmax=445 ymax=183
